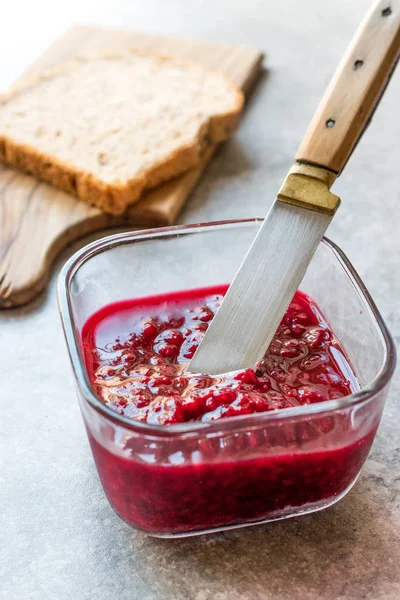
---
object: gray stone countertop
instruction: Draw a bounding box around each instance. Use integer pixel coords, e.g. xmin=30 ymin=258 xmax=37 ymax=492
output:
xmin=1 ymin=1 xmax=399 ymax=598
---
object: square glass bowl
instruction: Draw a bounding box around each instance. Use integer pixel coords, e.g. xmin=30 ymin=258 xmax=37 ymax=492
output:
xmin=58 ymin=219 xmax=396 ymax=537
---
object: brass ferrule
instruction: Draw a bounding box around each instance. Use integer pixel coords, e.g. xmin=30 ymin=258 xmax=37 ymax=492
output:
xmin=277 ymin=162 xmax=341 ymax=216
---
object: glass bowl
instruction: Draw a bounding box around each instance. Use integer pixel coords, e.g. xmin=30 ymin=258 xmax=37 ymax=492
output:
xmin=57 ymin=219 xmax=396 ymax=538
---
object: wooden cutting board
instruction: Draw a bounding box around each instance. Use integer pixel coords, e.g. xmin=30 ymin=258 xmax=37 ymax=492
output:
xmin=0 ymin=25 xmax=263 ymax=308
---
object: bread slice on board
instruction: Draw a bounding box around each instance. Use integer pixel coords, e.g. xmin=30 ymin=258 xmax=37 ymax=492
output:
xmin=0 ymin=51 xmax=244 ymax=214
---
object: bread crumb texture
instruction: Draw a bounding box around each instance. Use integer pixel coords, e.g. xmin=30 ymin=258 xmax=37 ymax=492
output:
xmin=0 ymin=52 xmax=243 ymax=213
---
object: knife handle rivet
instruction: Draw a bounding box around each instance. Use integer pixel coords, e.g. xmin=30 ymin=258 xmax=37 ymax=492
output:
xmin=353 ymin=59 xmax=364 ymax=70
xmin=381 ymin=6 xmax=392 ymax=17
xmin=326 ymin=118 xmax=336 ymax=128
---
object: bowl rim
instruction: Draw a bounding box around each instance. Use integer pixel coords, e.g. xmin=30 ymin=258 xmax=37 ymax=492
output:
xmin=57 ymin=218 xmax=397 ymax=437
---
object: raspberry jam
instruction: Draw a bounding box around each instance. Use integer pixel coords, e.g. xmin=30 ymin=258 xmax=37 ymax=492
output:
xmin=83 ymin=286 xmax=356 ymax=424
xmin=81 ymin=286 xmax=375 ymax=534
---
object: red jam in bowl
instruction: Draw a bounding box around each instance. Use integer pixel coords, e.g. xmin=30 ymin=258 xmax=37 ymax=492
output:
xmin=81 ymin=286 xmax=376 ymax=534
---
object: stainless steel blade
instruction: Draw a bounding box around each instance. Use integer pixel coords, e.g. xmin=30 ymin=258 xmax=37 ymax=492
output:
xmin=188 ymin=201 xmax=331 ymax=374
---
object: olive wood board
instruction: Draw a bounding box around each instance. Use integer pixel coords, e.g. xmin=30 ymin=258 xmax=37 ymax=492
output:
xmin=0 ymin=25 xmax=263 ymax=308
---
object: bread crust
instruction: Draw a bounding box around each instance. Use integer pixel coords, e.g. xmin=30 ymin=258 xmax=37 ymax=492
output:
xmin=0 ymin=51 xmax=244 ymax=214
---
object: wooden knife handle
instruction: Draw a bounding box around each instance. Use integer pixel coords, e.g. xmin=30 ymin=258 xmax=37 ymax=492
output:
xmin=296 ymin=0 xmax=400 ymax=174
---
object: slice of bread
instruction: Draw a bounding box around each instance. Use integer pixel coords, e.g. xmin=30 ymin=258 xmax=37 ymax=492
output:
xmin=0 ymin=52 xmax=243 ymax=213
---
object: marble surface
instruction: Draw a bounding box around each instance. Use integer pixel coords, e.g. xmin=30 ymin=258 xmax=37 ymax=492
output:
xmin=1 ymin=1 xmax=399 ymax=599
